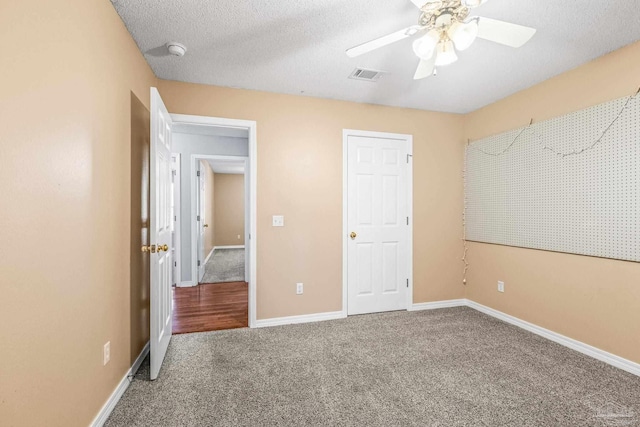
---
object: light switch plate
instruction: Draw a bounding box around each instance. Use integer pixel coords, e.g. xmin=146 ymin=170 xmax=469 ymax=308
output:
xmin=272 ymin=215 xmax=284 ymax=227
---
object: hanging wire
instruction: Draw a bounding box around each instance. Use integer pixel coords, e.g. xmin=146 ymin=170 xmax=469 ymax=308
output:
xmin=468 ymin=125 xmax=529 ymax=157
xmin=461 ymin=88 xmax=639 ymax=285
xmin=467 ymin=89 xmax=639 ymax=158
xmin=461 ymin=143 xmax=469 ymax=284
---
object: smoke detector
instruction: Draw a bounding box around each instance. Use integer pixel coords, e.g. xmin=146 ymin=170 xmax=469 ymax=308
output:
xmin=166 ymin=42 xmax=187 ymax=57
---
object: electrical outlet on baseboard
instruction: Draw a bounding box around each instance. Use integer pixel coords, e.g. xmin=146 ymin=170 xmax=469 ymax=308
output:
xmin=498 ymin=281 xmax=505 ymax=293
xmin=296 ymin=282 xmax=303 ymax=295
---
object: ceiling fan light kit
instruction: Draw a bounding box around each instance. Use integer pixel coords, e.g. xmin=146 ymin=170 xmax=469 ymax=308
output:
xmin=346 ymin=0 xmax=536 ymax=80
xmin=412 ymin=31 xmax=439 ymax=60
xmin=449 ymin=19 xmax=479 ymax=51
xmin=435 ymin=39 xmax=458 ymax=66
xmin=462 ymin=0 xmax=489 ymax=8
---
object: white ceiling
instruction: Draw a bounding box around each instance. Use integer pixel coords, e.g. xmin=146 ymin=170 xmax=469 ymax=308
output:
xmin=207 ymin=159 xmax=245 ymax=175
xmin=111 ymin=0 xmax=640 ymax=113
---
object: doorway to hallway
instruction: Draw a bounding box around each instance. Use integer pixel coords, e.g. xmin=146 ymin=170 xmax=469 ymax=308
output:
xmin=169 ymin=114 xmax=256 ymax=337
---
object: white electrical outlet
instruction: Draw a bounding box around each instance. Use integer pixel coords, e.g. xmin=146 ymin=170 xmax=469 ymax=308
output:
xmin=296 ymin=282 xmax=303 ymax=295
xmin=237 ymin=234 xmax=241 ymax=240
xmin=498 ymin=281 xmax=505 ymax=293
xmin=103 ymin=341 xmax=111 ymax=366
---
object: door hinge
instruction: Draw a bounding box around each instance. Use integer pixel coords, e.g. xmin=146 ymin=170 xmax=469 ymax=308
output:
xmin=174 ymin=215 xmax=177 ymax=221
xmin=197 ymin=215 xmax=200 ymax=221
xmin=174 ymin=261 xmax=177 ymax=267
xmin=196 ymin=171 xmax=201 ymax=177
xmin=407 ymin=279 xmax=409 ymax=288
xmin=406 ymin=217 xmax=409 ymax=225
xmin=197 ymin=260 xmax=201 ymax=267
xmin=406 ymin=154 xmax=412 ymax=163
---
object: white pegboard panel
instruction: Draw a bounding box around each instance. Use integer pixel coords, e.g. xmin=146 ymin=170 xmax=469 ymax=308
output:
xmin=465 ymin=94 xmax=640 ymax=262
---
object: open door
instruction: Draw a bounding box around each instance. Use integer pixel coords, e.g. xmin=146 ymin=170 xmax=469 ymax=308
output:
xmin=149 ymin=87 xmax=173 ymax=380
xmin=197 ymin=163 xmax=206 ymax=282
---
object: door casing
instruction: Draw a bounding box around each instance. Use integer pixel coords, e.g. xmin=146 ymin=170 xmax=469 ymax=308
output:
xmin=196 ymin=161 xmax=206 ymax=282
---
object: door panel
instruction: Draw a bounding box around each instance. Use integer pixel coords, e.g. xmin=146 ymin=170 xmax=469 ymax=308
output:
xmin=150 ymin=87 xmax=173 ymax=380
xmin=381 ymin=242 xmax=399 ymax=293
xmin=356 ymin=243 xmax=374 ymax=295
xmin=347 ymin=134 xmax=409 ymax=315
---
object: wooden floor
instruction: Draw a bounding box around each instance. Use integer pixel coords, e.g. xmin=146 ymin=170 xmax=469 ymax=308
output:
xmin=172 ymin=281 xmax=248 ymax=334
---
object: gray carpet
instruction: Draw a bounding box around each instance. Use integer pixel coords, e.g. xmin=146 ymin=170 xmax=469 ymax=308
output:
xmin=201 ymin=249 xmax=244 ymax=283
xmin=106 ymin=308 xmax=640 ymax=426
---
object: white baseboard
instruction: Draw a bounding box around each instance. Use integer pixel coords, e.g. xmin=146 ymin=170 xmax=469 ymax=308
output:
xmin=255 ymin=311 xmax=346 ymax=328
xmin=465 ymin=300 xmax=640 ymax=377
xmin=409 ymin=299 xmax=466 ymax=311
xmin=203 ymin=248 xmax=215 ymax=265
xmin=90 ymin=342 xmax=149 ymax=427
xmin=86 ymin=299 xmax=637 ymax=427
xmin=130 ymin=342 xmax=149 ymax=376
xmin=214 ymin=245 xmax=245 ymax=250
xmin=176 ymin=281 xmax=196 ymax=288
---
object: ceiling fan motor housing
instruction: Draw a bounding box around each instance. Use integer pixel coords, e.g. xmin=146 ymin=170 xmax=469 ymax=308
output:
xmin=419 ymin=1 xmax=470 ymax=28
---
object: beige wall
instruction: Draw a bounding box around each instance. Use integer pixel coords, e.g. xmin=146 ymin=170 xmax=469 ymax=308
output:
xmin=202 ymin=161 xmax=216 ymax=256
xmin=158 ymin=80 xmax=466 ymax=319
xmin=463 ymin=41 xmax=640 ymax=364
xmin=130 ymin=93 xmax=151 ymax=366
xmin=214 ymin=173 xmax=245 ymax=246
xmin=0 ymin=0 xmax=157 ymax=425
xmin=8 ymin=1 xmax=638 ymax=424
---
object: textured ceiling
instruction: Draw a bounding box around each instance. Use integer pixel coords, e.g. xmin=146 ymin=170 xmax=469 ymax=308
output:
xmin=111 ymin=0 xmax=640 ymax=113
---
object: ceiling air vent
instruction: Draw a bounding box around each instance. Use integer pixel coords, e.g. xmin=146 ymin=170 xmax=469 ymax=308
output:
xmin=349 ymin=68 xmax=384 ymax=82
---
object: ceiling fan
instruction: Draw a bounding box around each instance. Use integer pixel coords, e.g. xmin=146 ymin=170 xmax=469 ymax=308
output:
xmin=346 ymin=0 xmax=537 ymax=80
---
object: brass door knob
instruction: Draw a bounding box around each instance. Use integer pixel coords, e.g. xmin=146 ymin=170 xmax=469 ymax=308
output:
xmin=203 ymin=224 xmax=209 ymax=228
xmin=158 ymin=244 xmax=169 ymax=252
xmin=350 ymin=232 xmax=357 ymax=240
xmin=141 ymin=245 xmax=156 ymax=253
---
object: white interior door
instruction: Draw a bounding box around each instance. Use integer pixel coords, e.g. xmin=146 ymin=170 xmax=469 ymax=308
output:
xmin=197 ymin=164 xmax=206 ymax=282
xmin=170 ymin=154 xmax=180 ymax=287
xmin=347 ymin=133 xmax=410 ymax=315
xmin=150 ymin=87 xmax=173 ymax=380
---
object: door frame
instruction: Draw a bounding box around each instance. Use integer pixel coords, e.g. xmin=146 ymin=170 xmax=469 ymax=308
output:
xmin=171 ymin=153 xmax=181 ymax=286
xmin=195 ymin=160 xmax=207 ymax=282
xmin=172 ymin=113 xmax=258 ymax=328
xmin=190 ymin=154 xmax=249 ymax=285
xmin=341 ymin=129 xmax=414 ymax=316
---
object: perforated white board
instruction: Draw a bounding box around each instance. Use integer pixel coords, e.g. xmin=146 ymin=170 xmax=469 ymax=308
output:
xmin=465 ymin=94 xmax=640 ymax=262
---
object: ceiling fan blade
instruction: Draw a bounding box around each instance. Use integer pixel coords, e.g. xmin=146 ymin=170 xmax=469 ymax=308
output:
xmin=346 ymin=25 xmax=423 ymax=58
xmin=413 ymin=56 xmax=436 ymax=80
xmin=476 ymin=17 xmax=536 ymax=48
